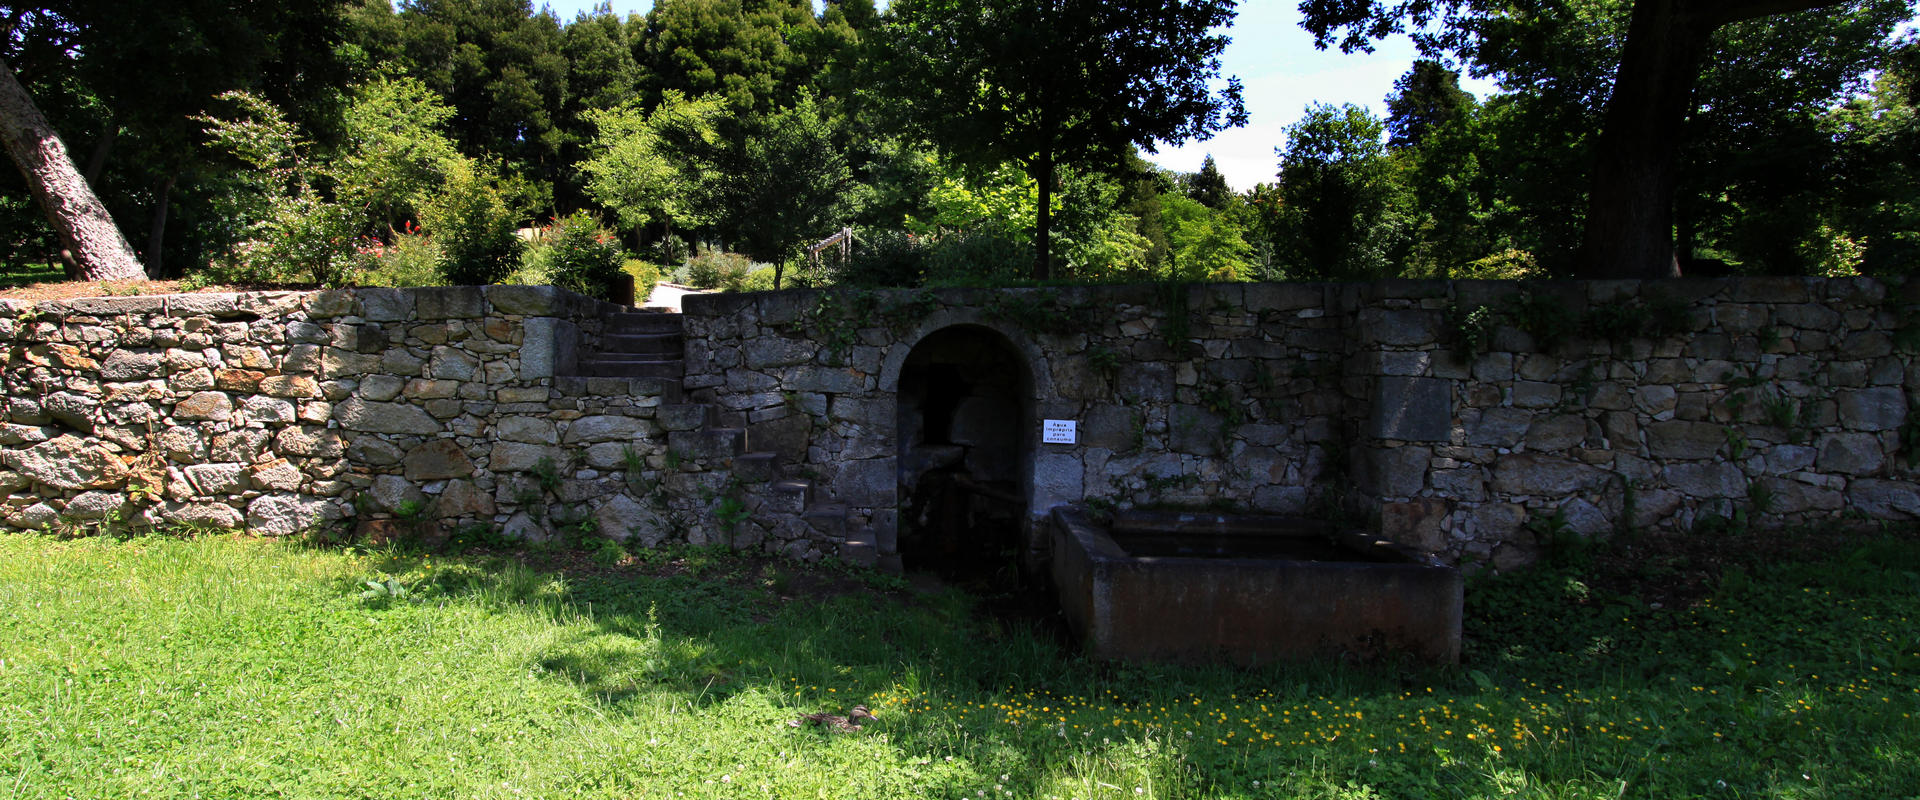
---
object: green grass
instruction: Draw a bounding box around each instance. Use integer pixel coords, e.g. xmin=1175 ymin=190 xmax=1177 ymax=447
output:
xmin=0 ymin=261 xmax=62 ymax=289
xmin=0 ymin=530 xmax=1916 ymax=799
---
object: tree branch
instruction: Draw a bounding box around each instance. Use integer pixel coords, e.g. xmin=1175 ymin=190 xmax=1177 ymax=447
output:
xmin=1689 ymin=0 xmax=1850 ymax=27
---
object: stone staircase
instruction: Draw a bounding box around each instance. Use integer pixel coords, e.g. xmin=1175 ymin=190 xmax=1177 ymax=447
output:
xmin=589 ymin=310 xmax=896 ymax=571
xmin=578 ymin=311 xmax=686 ymax=379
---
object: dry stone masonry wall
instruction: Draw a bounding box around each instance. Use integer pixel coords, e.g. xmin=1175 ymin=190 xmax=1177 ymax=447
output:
xmin=2 ymin=277 xmax=1915 ymax=570
xmin=0 ymin=287 xmax=728 ymax=550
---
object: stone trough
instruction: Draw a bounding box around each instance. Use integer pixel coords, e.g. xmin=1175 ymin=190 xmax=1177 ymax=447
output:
xmin=1050 ymin=507 xmax=1462 ymax=665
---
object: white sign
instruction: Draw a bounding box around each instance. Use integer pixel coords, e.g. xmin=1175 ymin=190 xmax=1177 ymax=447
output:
xmin=1042 ymin=419 xmax=1077 ymax=445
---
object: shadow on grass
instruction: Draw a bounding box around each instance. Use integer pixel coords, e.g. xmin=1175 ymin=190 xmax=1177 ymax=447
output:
xmin=1 ymin=262 xmax=64 ymax=289
xmin=338 ymin=527 xmax=1920 ymax=797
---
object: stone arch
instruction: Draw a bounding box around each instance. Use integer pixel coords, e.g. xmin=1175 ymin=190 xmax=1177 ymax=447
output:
xmin=879 ymin=311 xmax=1052 ymax=397
xmin=888 ymin=318 xmax=1042 ymax=578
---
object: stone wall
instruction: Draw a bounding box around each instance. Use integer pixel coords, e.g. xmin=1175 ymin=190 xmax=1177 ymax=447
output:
xmin=680 ymin=277 xmax=1919 ymax=570
xmin=3 ymin=277 xmax=1915 ymax=570
xmin=0 ymin=287 xmax=722 ymax=549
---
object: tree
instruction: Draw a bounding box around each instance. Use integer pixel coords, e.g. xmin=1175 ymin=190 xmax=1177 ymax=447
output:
xmin=1384 ymin=60 xmax=1501 ymax=274
xmin=1185 ymin=154 xmax=1232 ymax=210
xmin=1385 ymin=59 xmax=1472 ymax=149
xmin=395 ymin=0 xmax=569 ymax=203
xmin=1301 ymin=0 xmax=1883 ymax=278
xmin=0 ymin=56 xmax=143 ymax=280
xmin=2 ymin=0 xmax=348 ymax=276
xmin=1272 ymin=103 xmax=1408 ymax=279
xmin=668 ymin=93 xmax=851 ymax=288
xmin=333 ymin=75 xmax=464 ymax=230
xmin=875 ymin=0 xmax=1246 ymax=280
xmin=1161 ymin=194 xmax=1253 ymax=280
xmin=637 ymin=0 xmax=824 ymax=113
xmin=579 ymin=90 xmax=721 ymax=243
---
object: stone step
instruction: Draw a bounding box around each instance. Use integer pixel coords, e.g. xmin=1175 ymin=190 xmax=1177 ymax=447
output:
xmin=802 ymin=502 xmax=846 ymax=538
xmin=604 ymin=312 xmax=683 ymax=335
xmin=876 ymin=553 xmax=904 ymax=575
xmin=734 ymin=451 xmax=779 ymax=483
xmin=577 ymin=359 xmax=683 ymax=379
xmin=766 ymin=480 xmax=812 ymax=514
xmin=839 ymin=528 xmax=878 ymax=568
xmin=667 ymin=427 xmax=745 ymax=461
xmin=600 ymin=332 xmax=684 ymax=355
xmin=588 ymin=352 xmax=681 ymax=365
xmin=656 ymin=403 xmax=713 ymax=432
xmin=552 ymin=376 xmax=682 ymax=404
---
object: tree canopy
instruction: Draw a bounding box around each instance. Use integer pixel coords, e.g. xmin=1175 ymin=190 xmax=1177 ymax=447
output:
xmin=873 ymin=0 xmax=1247 ymax=280
xmin=0 ymin=0 xmax=1913 ymax=288
xmin=1301 ymin=0 xmax=1902 ymax=277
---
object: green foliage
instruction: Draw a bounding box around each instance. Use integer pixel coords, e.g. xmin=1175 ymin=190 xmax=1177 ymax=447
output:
xmin=1448 ymin=289 xmax=1692 ymax=361
xmin=196 ymin=90 xmax=361 ymax=286
xmin=834 ymin=229 xmax=926 ymax=287
xmin=530 ymin=212 xmax=625 ymax=301
xmin=417 ymin=159 xmax=523 ymax=286
xmin=7 ymin=529 xmax=1920 ymax=796
xmin=1270 ymin=103 xmax=1409 ymax=280
xmin=875 ymin=0 xmax=1244 ymax=279
xmin=1158 ymin=195 xmax=1253 ymax=281
xmin=673 ymin=92 xmax=851 ymax=286
xmin=683 ymin=250 xmax=754 ymax=292
xmin=334 ymin=75 xmax=463 ymax=229
xmin=1447 ymin=303 xmax=1499 ymax=361
xmin=921 ymin=226 xmax=1033 ymax=287
xmin=1450 ymin=249 xmax=1540 ymax=279
xmin=579 ymin=91 xmax=723 ymax=238
xmin=356 ymin=226 xmax=448 ymax=288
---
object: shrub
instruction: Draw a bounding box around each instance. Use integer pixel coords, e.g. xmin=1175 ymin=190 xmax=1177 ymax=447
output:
xmin=740 ymin=266 xmax=780 ymax=292
xmin=418 ymin=160 xmax=523 ymax=286
xmin=1452 ymin=248 xmax=1539 ymax=280
xmin=922 ymin=225 xmax=1032 ymax=287
xmin=530 ymin=212 xmax=626 ymax=301
xmin=230 ymin=195 xmax=363 ymax=286
xmin=623 ymin=259 xmax=662 ymax=301
xmin=356 ymin=226 xmax=447 ymax=287
xmin=649 ymin=234 xmax=691 ymax=268
xmin=684 ymin=250 xmax=754 ymax=292
xmin=835 ymin=229 xmax=926 ymax=287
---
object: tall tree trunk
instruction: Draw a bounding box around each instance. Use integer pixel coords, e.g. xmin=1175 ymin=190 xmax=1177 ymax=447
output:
xmin=83 ymin=123 xmax=115 ymax=187
xmin=0 ymin=57 xmax=145 ymax=281
xmin=1577 ymin=0 xmax=1706 ymax=278
xmin=1578 ymin=0 xmax=1849 ymax=278
xmin=1033 ymin=148 xmax=1054 ymax=282
xmin=147 ymin=175 xmax=174 ymax=277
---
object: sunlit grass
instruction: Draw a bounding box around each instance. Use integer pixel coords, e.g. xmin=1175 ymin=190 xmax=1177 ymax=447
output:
xmin=0 ymin=530 xmax=1915 ymax=798
xmin=0 ymin=261 xmax=62 ymax=289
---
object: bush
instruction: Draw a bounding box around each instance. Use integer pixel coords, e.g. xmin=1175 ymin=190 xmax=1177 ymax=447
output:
xmin=419 ymin=161 xmax=523 ymax=286
xmin=1451 ymin=248 xmax=1539 ymax=280
xmin=227 ymin=196 xmax=364 ymax=286
xmin=529 ymin=212 xmax=626 ymax=301
xmin=356 ymin=226 xmax=447 ymax=287
xmin=623 ymin=259 xmax=662 ymax=301
xmin=649 ymin=234 xmax=690 ymax=268
xmin=835 ymin=229 xmax=926 ymax=287
xmin=922 ymin=225 xmax=1032 ymax=287
xmin=684 ymin=250 xmax=754 ymax=292
xmin=740 ymin=266 xmax=781 ymax=292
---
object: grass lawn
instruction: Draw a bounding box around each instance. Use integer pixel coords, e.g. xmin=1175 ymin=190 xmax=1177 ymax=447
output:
xmin=0 ymin=260 xmax=63 ymax=290
xmin=0 ymin=528 xmax=1915 ymax=799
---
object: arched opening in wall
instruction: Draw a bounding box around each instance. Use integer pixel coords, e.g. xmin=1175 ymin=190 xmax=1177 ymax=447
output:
xmin=896 ymin=325 xmax=1030 ymax=585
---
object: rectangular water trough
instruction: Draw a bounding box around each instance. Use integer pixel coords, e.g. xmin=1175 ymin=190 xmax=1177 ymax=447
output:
xmin=1050 ymin=507 xmax=1462 ymax=665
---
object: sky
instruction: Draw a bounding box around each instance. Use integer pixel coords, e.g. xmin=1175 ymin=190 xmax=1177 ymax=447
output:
xmin=534 ymin=0 xmax=1500 ymax=191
